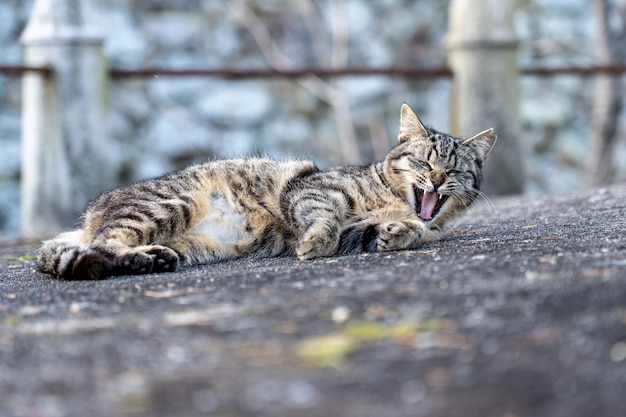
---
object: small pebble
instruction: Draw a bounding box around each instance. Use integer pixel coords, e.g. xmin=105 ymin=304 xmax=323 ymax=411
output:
xmin=331 ymin=306 xmax=350 ymax=324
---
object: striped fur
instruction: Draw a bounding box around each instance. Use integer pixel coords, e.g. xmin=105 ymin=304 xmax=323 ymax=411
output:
xmin=37 ymin=104 xmax=495 ymax=280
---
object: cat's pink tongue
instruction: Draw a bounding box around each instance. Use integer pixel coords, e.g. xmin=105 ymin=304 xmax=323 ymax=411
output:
xmin=419 ymin=191 xmax=439 ymax=220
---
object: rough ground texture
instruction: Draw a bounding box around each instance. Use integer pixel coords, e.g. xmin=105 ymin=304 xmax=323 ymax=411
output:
xmin=1 ymin=185 xmax=625 ymax=417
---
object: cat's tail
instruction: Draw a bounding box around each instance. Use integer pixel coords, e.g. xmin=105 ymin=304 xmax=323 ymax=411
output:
xmin=37 ymin=231 xmax=112 ymax=280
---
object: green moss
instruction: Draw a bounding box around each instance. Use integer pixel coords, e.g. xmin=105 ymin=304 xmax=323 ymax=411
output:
xmin=4 ymin=255 xmax=37 ymax=262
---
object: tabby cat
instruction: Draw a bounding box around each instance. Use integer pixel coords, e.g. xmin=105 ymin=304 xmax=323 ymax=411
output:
xmin=37 ymin=104 xmax=496 ymax=280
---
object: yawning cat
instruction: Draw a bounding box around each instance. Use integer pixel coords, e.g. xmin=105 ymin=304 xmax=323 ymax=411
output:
xmin=37 ymin=103 xmax=496 ymax=280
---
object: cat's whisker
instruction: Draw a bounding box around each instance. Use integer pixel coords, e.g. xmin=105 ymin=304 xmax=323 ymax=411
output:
xmin=445 ymin=186 xmax=496 ymax=219
xmin=465 ymin=187 xmax=498 ymax=218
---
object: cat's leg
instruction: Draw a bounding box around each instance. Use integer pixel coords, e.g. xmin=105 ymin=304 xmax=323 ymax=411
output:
xmin=337 ymin=217 xmax=427 ymax=254
xmin=89 ymin=227 xmax=181 ymax=276
xmin=161 ymin=234 xmax=234 ymax=266
xmin=340 ymin=207 xmax=440 ymax=254
xmin=283 ymin=188 xmax=351 ymax=260
xmin=90 ymin=225 xmax=243 ymax=275
xmin=297 ymin=220 xmax=341 ymax=260
xmin=38 ymin=230 xmax=114 ymax=280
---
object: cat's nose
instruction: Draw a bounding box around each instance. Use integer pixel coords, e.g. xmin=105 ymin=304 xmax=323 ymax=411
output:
xmin=430 ymin=172 xmax=446 ymax=190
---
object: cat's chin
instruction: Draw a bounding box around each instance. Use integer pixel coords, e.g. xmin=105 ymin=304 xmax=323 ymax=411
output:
xmin=413 ymin=185 xmax=449 ymax=221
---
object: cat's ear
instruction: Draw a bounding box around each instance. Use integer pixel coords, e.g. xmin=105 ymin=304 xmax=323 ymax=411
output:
xmin=399 ymin=103 xmax=429 ymax=143
xmin=461 ymin=128 xmax=497 ymax=161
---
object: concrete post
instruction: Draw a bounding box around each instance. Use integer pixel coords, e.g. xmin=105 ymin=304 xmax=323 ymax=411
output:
xmin=447 ymin=0 xmax=524 ymax=195
xmin=20 ymin=0 xmax=110 ymax=237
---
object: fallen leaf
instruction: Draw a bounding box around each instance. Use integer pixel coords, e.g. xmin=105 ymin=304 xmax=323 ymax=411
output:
xmin=19 ymin=306 xmax=43 ymax=316
xmin=4 ymin=315 xmax=21 ymax=327
xmin=522 ymin=225 xmax=537 ymax=229
xmin=538 ymin=257 xmax=557 ymax=264
xmin=295 ymin=319 xmax=458 ymax=368
xmin=517 ymin=328 xmax=559 ymax=348
xmin=465 ymin=229 xmax=486 ymax=234
xmin=459 ymin=238 xmax=491 ymax=243
xmin=414 ymin=249 xmax=439 ymax=254
xmin=296 ymin=334 xmax=356 ymax=368
xmin=4 ymin=255 xmax=37 ymax=262
xmin=143 ymin=288 xmax=198 ymax=298
xmin=163 ymin=305 xmax=241 ymax=327
xmin=581 ymin=268 xmax=613 ymax=278
xmin=16 ymin=318 xmax=117 ymax=336
xmin=344 ymin=320 xmax=443 ymax=341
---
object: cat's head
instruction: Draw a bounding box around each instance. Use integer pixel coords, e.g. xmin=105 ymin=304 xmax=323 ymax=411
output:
xmin=384 ymin=103 xmax=496 ymax=226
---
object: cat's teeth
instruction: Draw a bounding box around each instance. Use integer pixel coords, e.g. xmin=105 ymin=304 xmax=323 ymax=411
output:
xmin=439 ymin=194 xmax=442 ymax=200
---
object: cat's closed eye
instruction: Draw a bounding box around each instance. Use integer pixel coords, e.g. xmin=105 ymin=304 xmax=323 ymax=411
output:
xmin=417 ymin=160 xmax=432 ymax=170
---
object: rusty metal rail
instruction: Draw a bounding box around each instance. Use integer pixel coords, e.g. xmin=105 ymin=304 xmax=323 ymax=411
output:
xmin=0 ymin=64 xmax=52 ymax=76
xmin=2 ymin=64 xmax=626 ymax=79
xmin=523 ymin=64 xmax=626 ymax=76
xmin=108 ymin=66 xmax=455 ymax=79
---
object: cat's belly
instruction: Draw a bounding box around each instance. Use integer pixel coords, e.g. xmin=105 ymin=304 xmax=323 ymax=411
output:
xmin=189 ymin=194 xmax=249 ymax=246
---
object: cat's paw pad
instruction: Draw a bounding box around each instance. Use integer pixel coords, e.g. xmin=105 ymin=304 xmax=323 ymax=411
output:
xmin=377 ymin=221 xmax=423 ymax=252
xmin=117 ymin=252 xmax=154 ymax=275
xmin=115 ymin=246 xmax=179 ymax=275
xmin=145 ymin=246 xmax=179 ymax=272
xmin=297 ymin=229 xmax=338 ymax=260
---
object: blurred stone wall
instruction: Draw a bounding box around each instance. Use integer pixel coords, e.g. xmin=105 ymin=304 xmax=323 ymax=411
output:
xmin=0 ymin=0 xmax=625 ymax=235
xmin=101 ymin=1 xmax=451 ymax=181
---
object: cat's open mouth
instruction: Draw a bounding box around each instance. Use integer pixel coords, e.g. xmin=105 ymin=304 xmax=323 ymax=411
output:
xmin=413 ymin=185 xmax=448 ymax=221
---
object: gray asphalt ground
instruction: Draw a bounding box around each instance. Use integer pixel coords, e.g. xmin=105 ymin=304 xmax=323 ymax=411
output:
xmin=1 ymin=184 xmax=625 ymax=417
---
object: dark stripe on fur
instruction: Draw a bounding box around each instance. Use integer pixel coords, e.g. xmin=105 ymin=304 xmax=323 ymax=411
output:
xmin=338 ymin=223 xmax=378 ymax=254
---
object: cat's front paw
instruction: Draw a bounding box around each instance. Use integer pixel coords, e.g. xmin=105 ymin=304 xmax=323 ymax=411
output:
xmin=297 ymin=227 xmax=339 ymax=260
xmin=377 ymin=221 xmax=424 ymax=252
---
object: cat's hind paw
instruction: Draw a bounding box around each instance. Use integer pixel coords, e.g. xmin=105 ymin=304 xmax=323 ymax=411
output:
xmin=145 ymin=246 xmax=179 ymax=272
xmin=115 ymin=245 xmax=179 ymax=275
xmin=116 ymin=251 xmax=154 ymax=275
